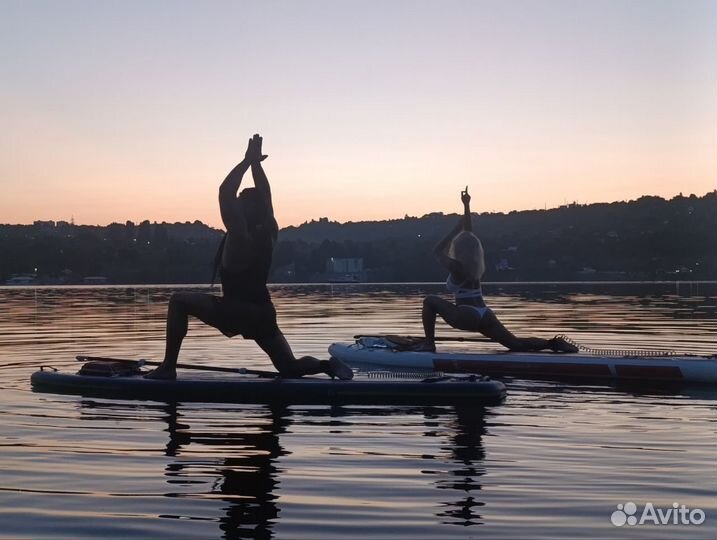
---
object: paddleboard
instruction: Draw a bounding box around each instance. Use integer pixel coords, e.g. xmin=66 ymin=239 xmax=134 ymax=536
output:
xmin=30 ymin=366 xmax=506 ymax=405
xmin=329 ymin=338 xmax=717 ymax=384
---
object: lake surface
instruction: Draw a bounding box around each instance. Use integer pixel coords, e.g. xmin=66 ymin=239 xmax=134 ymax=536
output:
xmin=1 ymin=283 xmax=715 ymax=539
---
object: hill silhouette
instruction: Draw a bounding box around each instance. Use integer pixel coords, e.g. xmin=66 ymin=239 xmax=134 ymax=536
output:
xmin=1 ymin=192 xmax=715 ymax=284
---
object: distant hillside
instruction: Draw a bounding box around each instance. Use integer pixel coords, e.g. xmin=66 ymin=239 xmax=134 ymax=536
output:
xmin=1 ymin=192 xmax=715 ymax=284
xmin=0 ymin=219 xmax=224 ymax=284
xmin=275 ymin=192 xmax=717 ymax=282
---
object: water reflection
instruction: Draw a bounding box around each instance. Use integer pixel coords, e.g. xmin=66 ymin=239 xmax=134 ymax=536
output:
xmin=162 ymin=403 xmax=290 ymax=540
xmin=432 ymin=407 xmax=488 ymax=526
xmin=74 ymin=399 xmax=495 ymax=538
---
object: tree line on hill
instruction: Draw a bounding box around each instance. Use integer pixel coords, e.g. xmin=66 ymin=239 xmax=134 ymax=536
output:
xmin=1 ymin=192 xmax=715 ymax=284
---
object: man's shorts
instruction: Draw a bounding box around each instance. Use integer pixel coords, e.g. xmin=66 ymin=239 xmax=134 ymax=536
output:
xmin=209 ymin=297 xmax=279 ymax=341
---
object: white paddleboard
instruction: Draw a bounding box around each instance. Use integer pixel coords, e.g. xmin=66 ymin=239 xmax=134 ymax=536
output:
xmin=329 ymin=338 xmax=717 ymax=384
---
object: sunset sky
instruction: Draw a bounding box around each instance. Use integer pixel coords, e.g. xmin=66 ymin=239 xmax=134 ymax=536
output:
xmin=1 ymin=0 xmax=715 ymax=228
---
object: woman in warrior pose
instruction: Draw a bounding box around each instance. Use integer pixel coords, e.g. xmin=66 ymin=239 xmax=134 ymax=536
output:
xmin=146 ymin=134 xmax=353 ymax=380
xmin=420 ymin=187 xmax=578 ymax=354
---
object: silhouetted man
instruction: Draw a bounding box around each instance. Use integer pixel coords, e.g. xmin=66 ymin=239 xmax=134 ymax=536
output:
xmin=146 ymin=134 xmax=352 ymax=380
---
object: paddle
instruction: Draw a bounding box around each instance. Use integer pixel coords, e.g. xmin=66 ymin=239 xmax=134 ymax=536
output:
xmin=353 ymin=334 xmax=492 ymax=343
xmin=75 ymin=355 xmax=279 ymax=378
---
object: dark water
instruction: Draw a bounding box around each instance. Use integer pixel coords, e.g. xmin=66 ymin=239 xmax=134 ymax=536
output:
xmin=0 ymin=283 xmax=715 ymax=539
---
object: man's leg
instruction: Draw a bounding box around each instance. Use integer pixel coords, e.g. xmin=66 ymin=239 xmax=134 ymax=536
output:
xmin=255 ymin=330 xmax=353 ymax=380
xmin=145 ymin=293 xmax=219 ymax=379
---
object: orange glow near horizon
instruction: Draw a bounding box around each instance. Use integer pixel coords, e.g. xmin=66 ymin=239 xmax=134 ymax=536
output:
xmin=4 ymin=131 xmax=714 ymax=228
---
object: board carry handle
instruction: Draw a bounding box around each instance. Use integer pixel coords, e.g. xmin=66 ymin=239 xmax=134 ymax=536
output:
xmin=75 ymin=355 xmax=278 ymax=379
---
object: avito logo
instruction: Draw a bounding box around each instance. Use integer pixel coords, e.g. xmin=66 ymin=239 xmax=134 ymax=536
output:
xmin=611 ymin=502 xmax=706 ymax=527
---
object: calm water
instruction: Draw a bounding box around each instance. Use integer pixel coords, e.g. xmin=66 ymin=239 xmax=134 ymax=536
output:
xmin=0 ymin=283 xmax=715 ymax=539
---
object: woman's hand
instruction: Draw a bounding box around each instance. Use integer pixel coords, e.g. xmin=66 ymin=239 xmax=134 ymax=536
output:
xmin=244 ymin=134 xmax=268 ymax=164
xmin=461 ymin=186 xmax=471 ymax=207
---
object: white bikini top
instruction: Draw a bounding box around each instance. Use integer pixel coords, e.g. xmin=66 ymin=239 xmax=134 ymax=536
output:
xmin=446 ymin=274 xmax=483 ymax=300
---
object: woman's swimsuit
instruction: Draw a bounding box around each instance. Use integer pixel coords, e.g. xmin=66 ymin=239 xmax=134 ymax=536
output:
xmin=446 ymin=273 xmax=492 ymax=320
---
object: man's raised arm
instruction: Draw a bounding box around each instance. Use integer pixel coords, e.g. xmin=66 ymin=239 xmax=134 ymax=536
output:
xmin=218 ymin=140 xmax=253 ymax=236
xmin=247 ymin=134 xmax=274 ymax=217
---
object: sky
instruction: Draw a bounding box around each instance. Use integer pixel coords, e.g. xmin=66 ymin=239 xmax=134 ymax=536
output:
xmin=1 ymin=0 xmax=715 ymax=228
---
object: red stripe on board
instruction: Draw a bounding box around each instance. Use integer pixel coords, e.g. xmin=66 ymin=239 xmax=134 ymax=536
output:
xmin=614 ymin=364 xmax=684 ymax=380
xmin=433 ymin=358 xmax=612 ymax=377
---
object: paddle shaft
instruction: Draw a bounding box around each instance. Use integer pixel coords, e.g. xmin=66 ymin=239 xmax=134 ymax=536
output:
xmin=76 ymin=355 xmax=278 ymax=378
xmin=354 ymin=334 xmax=492 ymax=343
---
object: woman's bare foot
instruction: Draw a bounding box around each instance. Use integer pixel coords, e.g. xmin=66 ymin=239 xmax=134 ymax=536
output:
xmin=413 ymin=339 xmax=436 ymax=353
xmin=549 ymin=336 xmax=579 ymax=353
xmin=143 ymin=364 xmax=177 ymax=380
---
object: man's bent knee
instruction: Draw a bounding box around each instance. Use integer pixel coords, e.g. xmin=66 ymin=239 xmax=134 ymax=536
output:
xmin=168 ymin=292 xmax=188 ymax=308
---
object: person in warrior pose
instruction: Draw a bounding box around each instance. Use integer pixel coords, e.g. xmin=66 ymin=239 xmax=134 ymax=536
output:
xmin=146 ymin=134 xmax=353 ymax=380
xmin=420 ymin=187 xmax=578 ymax=354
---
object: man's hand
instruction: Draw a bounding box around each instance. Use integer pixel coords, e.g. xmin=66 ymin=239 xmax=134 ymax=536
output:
xmin=244 ymin=133 xmax=268 ymax=164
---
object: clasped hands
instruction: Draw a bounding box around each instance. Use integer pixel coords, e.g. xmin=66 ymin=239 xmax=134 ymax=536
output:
xmin=244 ymin=133 xmax=268 ymax=164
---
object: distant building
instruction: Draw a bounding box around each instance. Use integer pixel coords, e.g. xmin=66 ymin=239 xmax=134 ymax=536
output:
xmin=33 ymin=220 xmax=55 ymax=229
xmin=5 ymin=273 xmax=37 ymax=285
xmin=326 ymin=258 xmax=365 ymax=283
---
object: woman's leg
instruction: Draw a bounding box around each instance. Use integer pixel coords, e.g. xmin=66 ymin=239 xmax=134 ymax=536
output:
xmin=478 ymin=310 xmax=557 ymax=352
xmin=145 ymin=292 xmax=220 ymax=379
xmin=422 ymin=296 xmax=482 ymax=350
xmin=422 ymin=297 xmax=577 ymax=353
